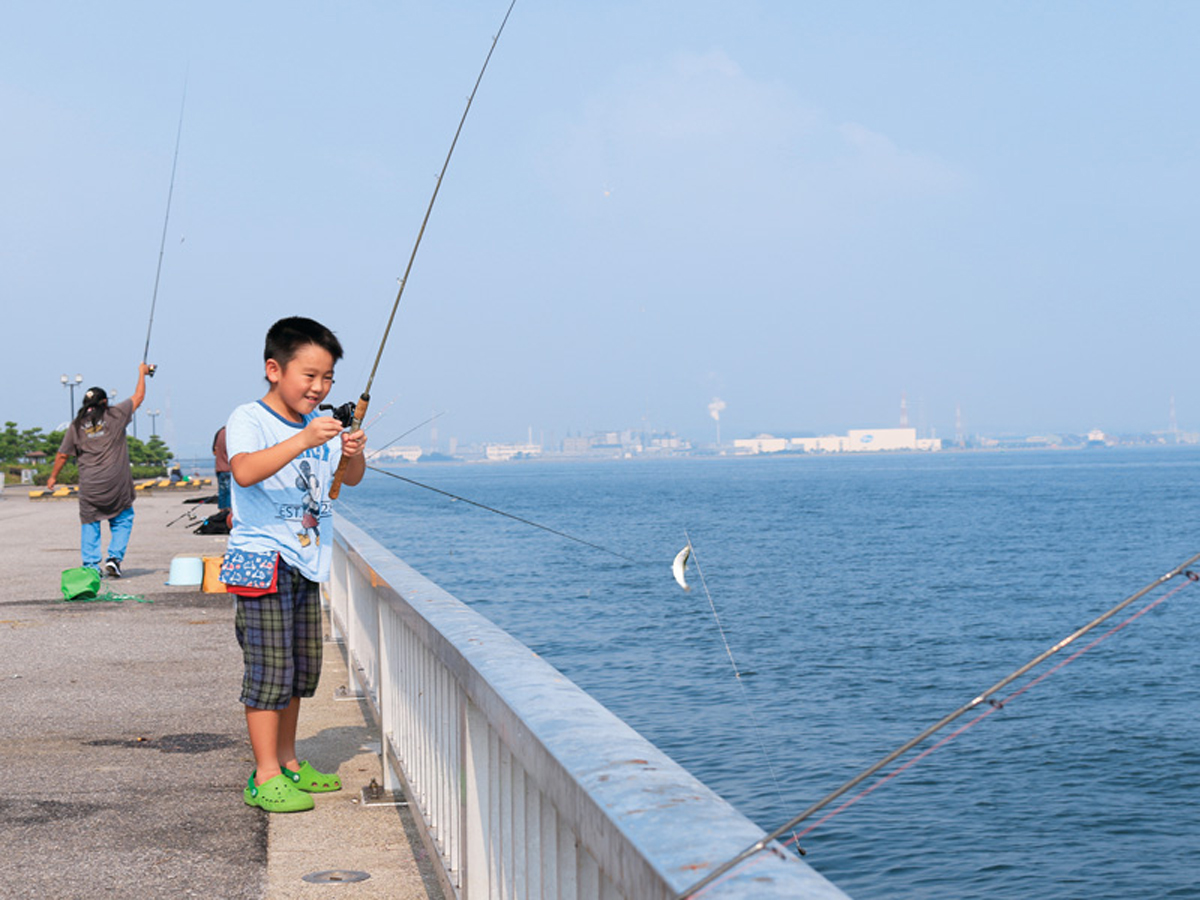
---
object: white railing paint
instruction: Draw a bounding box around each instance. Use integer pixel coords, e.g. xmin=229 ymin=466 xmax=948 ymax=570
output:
xmin=329 ymin=514 xmax=850 ymax=900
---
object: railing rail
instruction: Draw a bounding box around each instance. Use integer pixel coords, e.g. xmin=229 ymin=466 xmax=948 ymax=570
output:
xmin=329 ymin=514 xmax=850 ymax=900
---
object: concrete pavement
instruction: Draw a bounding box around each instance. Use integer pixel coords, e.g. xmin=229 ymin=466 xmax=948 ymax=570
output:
xmin=0 ymin=485 xmax=443 ymax=899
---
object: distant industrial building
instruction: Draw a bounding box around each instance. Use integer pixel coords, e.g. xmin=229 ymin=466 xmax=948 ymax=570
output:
xmin=369 ymin=445 xmax=424 ymax=462
xmin=558 ymin=430 xmax=691 ymax=457
xmin=735 ymin=427 xmax=942 ymax=455
xmin=561 ymin=436 xmax=592 ymax=455
xmin=485 ymin=442 xmax=542 ymax=461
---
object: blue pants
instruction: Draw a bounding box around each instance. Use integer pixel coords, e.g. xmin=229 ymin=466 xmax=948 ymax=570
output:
xmin=81 ymin=506 xmax=135 ymax=569
xmin=217 ymin=471 xmax=232 ymax=510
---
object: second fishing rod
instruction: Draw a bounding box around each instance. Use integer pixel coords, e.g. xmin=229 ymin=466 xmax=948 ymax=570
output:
xmin=327 ymin=0 xmax=517 ymax=499
xmin=675 ymin=550 xmax=1200 ymax=898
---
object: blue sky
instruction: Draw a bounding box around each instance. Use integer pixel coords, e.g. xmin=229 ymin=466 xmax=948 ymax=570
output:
xmin=3 ymin=2 xmax=1197 ymax=456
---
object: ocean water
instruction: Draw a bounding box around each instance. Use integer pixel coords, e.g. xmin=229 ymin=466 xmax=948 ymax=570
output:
xmin=338 ymin=447 xmax=1200 ymax=899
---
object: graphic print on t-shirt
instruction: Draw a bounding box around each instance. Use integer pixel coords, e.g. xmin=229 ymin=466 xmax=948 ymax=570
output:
xmin=294 ymin=459 xmax=322 ymax=547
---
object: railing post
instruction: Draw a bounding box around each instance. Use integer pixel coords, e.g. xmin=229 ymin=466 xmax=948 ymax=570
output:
xmin=463 ymin=697 xmax=489 ymax=899
xmin=557 ymin=825 xmax=578 ymax=900
xmin=540 ymin=804 xmax=557 ymax=897
xmin=345 ymin=566 xmax=364 ymax=698
xmin=524 ymin=781 xmax=541 ymax=899
xmin=328 ymin=540 xmax=346 ymax=641
xmin=378 ymin=602 xmax=398 ymax=793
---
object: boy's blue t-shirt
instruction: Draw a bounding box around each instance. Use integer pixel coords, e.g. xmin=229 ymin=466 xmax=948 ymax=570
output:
xmin=225 ymin=400 xmax=343 ymax=583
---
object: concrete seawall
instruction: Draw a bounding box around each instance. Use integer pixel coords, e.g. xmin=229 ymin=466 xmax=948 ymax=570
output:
xmin=0 ymin=486 xmax=441 ymax=899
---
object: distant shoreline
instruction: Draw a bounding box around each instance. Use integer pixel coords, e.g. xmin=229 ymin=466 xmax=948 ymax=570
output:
xmin=348 ymin=440 xmax=1200 ymax=470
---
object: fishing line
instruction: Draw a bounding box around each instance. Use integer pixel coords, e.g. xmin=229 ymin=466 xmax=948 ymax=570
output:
xmin=362 ymin=392 xmax=407 ymax=432
xmin=676 ymin=551 xmax=1200 ymax=899
xmin=142 ymin=76 xmax=187 ymax=371
xmin=684 ymin=534 xmax=803 ymax=853
xmin=364 ymin=411 xmax=445 ymax=461
xmin=329 ymin=0 xmax=517 ymax=498
xmin=364 ymin=464 xmax=641 ymax=563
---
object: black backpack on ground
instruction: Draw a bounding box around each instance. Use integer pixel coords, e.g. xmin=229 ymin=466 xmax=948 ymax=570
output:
xmin=193 ymin=508 xmax=231 ymax=535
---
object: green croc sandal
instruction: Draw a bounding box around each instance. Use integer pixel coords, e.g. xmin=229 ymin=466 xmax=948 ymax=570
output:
xmin=244 ymin=772 xmax=315 ymax=812
xmin=282 ymin=761 xmax=342 ymax=793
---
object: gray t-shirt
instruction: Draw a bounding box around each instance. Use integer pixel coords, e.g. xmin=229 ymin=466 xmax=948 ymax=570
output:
xmin=58 ymin=399 xmax=135 ymax=523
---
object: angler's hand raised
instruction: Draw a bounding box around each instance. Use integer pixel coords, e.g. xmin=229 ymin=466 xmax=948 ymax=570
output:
xmin=340 ymin=429 xmax=366 ymax=459
xmin=302 ymin=415 xmax=346 ymax=448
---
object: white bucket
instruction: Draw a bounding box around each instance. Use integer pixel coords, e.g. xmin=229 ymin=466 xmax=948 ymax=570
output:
xmin=167 ymin=556 xmax=204 ymax=586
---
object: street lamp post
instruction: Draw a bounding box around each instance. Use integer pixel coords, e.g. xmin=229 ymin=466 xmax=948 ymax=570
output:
xmin=148 ymin=409 xmax=161 ymax=435
xmin=60 ymin=373 xmax=82 ymax=422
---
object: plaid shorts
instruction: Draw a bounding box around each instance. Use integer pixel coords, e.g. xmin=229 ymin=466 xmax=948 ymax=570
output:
xmin=234 ymin=558 xmax=323 ymax=710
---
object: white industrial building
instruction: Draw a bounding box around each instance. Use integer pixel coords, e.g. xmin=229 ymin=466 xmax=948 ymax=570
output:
xmin=485 ymin=442 xmax=543 ymax=461
xmin=735 ymin=427 xmax=942 ymax=455
xmin=369 ymin=445 xmax=424 ymax=462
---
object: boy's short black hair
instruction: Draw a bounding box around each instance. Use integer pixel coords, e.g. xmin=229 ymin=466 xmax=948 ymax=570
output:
xmin=264 ymin=317 xmax=344 ymax=368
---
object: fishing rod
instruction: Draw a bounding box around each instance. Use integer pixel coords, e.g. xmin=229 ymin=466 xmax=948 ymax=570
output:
xmin=329 ymin=0 xmax=517 ymax=499
xmin=676 ymin=550 xmax=1200 ymax=899
xmin=165 ymin=495 xmax=216 ymax=527
xmin=166 ymin=506 xmax=200 ymax=527
xmin=365 ymin=464 xmax=641 ymax=563
xmin=141 ymin=78 xmax=187 ymax=379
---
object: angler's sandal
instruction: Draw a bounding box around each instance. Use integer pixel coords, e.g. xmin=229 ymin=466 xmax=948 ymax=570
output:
xmin=282 ymin=760 xmax=342 ymax=793
xmin=244 ymin=772 xmax=314 ymax=812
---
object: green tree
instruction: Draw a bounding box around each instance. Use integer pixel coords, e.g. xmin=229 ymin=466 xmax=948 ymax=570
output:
xmin=126 ymin=435 xmax=174 ymax=472
xmin=41 ymin=430 xmax=65 ymax=455
xmin=0 ymin=422 xmax=57 ymax=463
xmin=143 ymin=435 xmax=173 ymax=465
xmin=0 ymin=422 xmax=20 ymax=462
xmin=1 ymin=420 xmax=174 ymax=484
xmin=21 ymin=426 xmax=45 ymax=459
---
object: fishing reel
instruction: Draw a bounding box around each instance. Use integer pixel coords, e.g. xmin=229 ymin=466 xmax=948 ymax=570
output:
xmin=319 ymin=401 xmax=356 ymax=429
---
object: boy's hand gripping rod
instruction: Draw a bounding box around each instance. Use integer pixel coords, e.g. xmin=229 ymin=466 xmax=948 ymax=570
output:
xmin=328 ymin=0 xmax=517 ymax=499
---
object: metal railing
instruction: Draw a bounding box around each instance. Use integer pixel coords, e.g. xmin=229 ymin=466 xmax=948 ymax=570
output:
xmin=329 ymin=514 xmax=850 ymax=900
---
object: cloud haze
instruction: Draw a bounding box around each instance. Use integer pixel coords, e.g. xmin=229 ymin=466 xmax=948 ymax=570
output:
xmin=2 ymin=3 xmax=1196 ymax=455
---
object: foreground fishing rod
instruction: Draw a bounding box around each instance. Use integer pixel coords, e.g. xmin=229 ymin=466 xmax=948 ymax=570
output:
xmin=676 ymin=550 xmax=1200 ymax=898
xmin=329 ymin=0 xmax=517 ymax=499
xmin=140 ymin=80 xmax=187 ymax=387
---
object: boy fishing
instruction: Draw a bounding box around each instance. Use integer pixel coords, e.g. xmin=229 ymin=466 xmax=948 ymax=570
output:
xmin=221 ymin=316 xmax=366 ymax=812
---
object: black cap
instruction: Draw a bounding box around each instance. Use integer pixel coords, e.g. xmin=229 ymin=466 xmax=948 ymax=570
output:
xmin=81 ymin=387 xmax=107 ymax=408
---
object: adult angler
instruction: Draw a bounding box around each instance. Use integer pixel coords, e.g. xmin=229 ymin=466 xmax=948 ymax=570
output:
xmin=48 ymin=362 xmax=152 ymax=577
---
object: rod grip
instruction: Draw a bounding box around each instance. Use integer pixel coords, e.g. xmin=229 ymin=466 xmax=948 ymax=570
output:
xmin=329 ymin=393 xmax=369 ymax=500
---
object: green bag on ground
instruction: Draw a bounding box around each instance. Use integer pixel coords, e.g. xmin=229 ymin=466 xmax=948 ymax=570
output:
xmin=61 ymin=567 xmax=101 ymax=601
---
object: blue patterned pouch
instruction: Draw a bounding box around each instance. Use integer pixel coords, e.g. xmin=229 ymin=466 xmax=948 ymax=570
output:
xmin=219 ymin=549 xmax=279 ymax=596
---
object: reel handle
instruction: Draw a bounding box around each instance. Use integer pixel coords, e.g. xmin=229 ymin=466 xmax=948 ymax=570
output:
xmin=318 ymin=401 xmax=356 ymax=428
